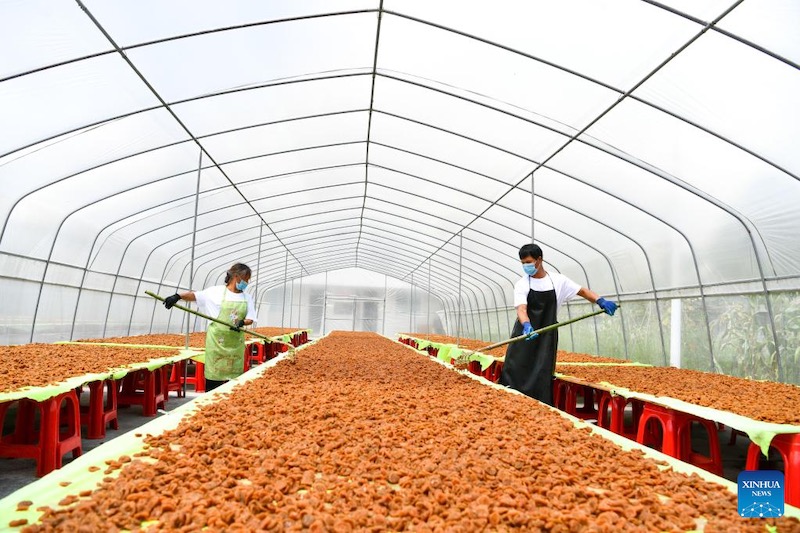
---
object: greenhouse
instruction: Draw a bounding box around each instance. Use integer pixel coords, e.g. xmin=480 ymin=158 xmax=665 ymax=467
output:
xmin=1 ymin=0 xmax=799 ymax=530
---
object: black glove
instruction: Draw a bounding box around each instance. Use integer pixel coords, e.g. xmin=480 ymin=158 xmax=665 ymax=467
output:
xmin=163 ymin=294 xmax=181 ymax=309
xmin=230 ymin=319 xmax=246 ymax=332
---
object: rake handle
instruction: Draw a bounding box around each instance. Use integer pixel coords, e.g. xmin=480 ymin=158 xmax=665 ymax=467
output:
xmin=457 ymin=307 xmax=613 ymax=360
xmin=146 ymin=290 xmax=274 ymax=342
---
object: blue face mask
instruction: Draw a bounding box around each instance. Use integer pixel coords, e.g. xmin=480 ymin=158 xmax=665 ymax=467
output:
xmin=522 ymin=263 xmax=538 ymax=276
xmin=235 ymin=279 xmax=248 ymax=291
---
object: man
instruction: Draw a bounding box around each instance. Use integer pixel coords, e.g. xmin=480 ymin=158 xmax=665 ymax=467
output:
xmin=499 ymin=244 xmax=617 ymax=405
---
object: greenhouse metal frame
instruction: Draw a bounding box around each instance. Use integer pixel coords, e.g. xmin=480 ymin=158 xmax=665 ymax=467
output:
xmin=1 ymin=0 xmax=799 ymax=383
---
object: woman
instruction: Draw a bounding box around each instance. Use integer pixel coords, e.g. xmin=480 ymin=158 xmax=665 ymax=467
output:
xmin=500 ymin=244 xmax=617 ymax=405
xmin=163 ymin=263 xmax=258 ymax=391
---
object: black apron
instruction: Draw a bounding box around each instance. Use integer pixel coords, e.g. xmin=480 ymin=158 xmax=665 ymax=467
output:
xmin=499 ymin=277 xmax=558 ymax=405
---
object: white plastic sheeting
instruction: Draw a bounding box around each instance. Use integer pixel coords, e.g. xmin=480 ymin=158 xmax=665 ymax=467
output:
xmin=1 ymin=1 xmax=799 ymax=383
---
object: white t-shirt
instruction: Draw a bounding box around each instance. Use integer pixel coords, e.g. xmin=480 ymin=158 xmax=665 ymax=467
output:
xmin=513 ymin=272 xmax=581 ymax=310
xmin=194 ymin=286 xmax=258 ymax=326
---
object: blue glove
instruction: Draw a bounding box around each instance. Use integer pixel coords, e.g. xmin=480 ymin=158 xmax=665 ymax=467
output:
xmin=596 ymin=297 xmax=618 ymax=316
xmin=522 ymin=322 xmax=539 ymax=341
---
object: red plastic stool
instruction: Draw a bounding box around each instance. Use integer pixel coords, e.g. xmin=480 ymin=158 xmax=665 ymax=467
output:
xmin=553 ymin=379 xmax=568 ymax=410
xmin=117 ymin=367 xmax=167 ymax=417
xmin=745 ymin=433 xmax=800 ymax=507
xmin=79 ymin=379 xmax=118 ymax=439
xmin=0 ymin=398 xmax=53 ymax=476
xmin=243 ymin=347 xmax=251 ymax=372
xmin=572 ymin=385 xmax=599 ymax=419
xmin=483 ymin=360 xmax=504 ymax=383
xmin=264 ymin=342 xmax=276 ymax=361
xmin=53 ymin=391 xmax=83 ymax=469
xmin=553 ymin=380 xmax=592 ymax=417
xmin=247 ymin=343 xmax=265 ymax=365
xmin=636 ymin=403 xmax=723 ymax=476
xmin=560 ymin=383 xmax=596 ymax=418
xmin=0 ymin=391 xmax=82 ymax=477
xmin=597 ymin=391 xmax=643 ymax=439
xmin=728 ymin=428 xmax=747 ymax=445
xmin=184 ymin=360 xmax=206 ymax=392
xmin=166 ymin=361 xmax=186 ymax=398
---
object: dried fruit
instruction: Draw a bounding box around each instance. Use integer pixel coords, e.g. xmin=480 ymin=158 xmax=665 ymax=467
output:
xmin=22 ymin=332 xmax=798 ymax=532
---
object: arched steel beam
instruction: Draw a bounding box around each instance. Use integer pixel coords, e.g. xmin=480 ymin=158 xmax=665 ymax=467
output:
xmin=354 ymin=0 xmax=385 ymax=270
xmin=75 ymin=1 xmax=309 ymax=276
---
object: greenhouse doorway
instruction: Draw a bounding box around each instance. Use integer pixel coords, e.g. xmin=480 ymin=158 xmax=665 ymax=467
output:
xmin=322 ymin=296 xmax=384 ymax=334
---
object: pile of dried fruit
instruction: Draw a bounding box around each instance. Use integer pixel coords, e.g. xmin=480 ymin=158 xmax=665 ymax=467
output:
xmin=555 ymin=366 xmax=800 ymax=426
xmin=0 ymin=344 xmax=181 ymax=394
xmin=80 ymin=333 xmax=207 ymax=348
xmin=252 ymin=327 xmax=308 ymax=337
xmin=81 ymin=328 xmax=306 ymax=349
xmin=401 ymin=333 xmax=628 ymax=363
xmin=555 ymin=351 xmax=630 ymax=364
xmin=21 ymin=332 xmax=797 ymax=531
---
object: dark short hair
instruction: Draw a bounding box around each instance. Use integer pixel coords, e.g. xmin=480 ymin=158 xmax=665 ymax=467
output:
xmin=519 ymin=244 xmax=542 ymax=260
xmin=224 ymin=262 xmax=252 ymax=284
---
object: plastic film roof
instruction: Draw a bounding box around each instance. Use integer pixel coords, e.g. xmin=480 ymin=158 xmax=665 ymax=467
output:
xmin=1 ymin=1 xmax=800 ymax=350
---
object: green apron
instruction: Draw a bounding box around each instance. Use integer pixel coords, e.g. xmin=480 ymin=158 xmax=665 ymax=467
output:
xmin=204 ymin=289 xmax=248 ymax=381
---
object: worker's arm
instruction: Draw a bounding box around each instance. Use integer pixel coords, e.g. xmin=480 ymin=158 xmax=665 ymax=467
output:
xmin=515 ymin=305 xmax=537 ymax=339
xmin=577 ymin=287 xmax=617 ymax=316
xmin=576 ymin=287 xmax=599 ymax=304
xmin=516 ymin=304 xmax=528 ymax=325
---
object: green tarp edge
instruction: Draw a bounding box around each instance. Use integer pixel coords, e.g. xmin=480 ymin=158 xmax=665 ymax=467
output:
xmin=0 ymin=350 xmax=201 ymax=403
xmin=398 ymin=336 xmax=494 ymax=370
xmin=0 ymin=338 xmax=322 ymax=530
xmin=555 ymin=374 xmax=800 ymax=456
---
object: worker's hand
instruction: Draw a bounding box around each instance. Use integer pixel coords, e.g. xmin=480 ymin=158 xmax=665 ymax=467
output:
xmin=596 ymin=297 xmax=618 ymax=316
xmin=163 ymin=294 xmax=181 ymax=309
xmin=522 ymin=322 xmax=538 ymax=341
xmin=230 ymin=319 xmax=246 ymax=332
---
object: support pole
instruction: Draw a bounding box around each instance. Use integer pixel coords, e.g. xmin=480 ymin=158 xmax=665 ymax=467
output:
xmin=530 ymin=172 xmax=535 ymax=244
xmin=184 ymin=150 xmax=202 ymax=395
xmin=186 ymin=150 xmax=202 ymax=346
xmin=255 ymin=222 xmax=263 ymax=314
xmin=427 ymin=257 xmax=432 ymax=341
xmin=456 ymin=232 xmax=464 ymax=346
xmin=381 ymin=273 xmax=388 ymax=335
xmin=298 ymin=275 xmax=303 ymax=330
xmin=670 ymin=299 xmax=682 ymax=368
xmin=281 ymin=251 xmax=288 ymax=328
xmin=409 ymin=272 xmax=414 ymax=333
xmin=288 ymin=279 xmax=295 ymax=328
xmin=321 ymin=271 xmax=328 ymax=335
xmin=351 ymin=295 xmax=357 ymax=332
